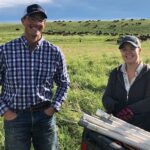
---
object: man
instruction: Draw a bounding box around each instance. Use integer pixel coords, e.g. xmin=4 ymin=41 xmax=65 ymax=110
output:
xmin=0 ymin=4 xmax=70 ymax=150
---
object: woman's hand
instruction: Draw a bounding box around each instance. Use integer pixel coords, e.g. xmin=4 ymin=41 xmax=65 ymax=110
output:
xmin=116 ymin=107 xmax=134 ymax=121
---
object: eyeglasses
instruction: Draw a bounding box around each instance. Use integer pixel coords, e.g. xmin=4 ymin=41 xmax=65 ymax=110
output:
xmin=27 ymin=15 xmax=46 ymax=23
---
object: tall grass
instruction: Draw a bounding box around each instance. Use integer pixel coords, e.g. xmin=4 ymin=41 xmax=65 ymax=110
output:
xmin=0 ymin=32 xmax=150 ymax=150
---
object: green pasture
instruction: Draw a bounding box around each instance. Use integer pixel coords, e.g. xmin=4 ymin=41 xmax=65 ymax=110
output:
xmin=1 ymin=28 xmax=150 ymax=150
xmin=1 ymin=19 xmax=150 ymax=35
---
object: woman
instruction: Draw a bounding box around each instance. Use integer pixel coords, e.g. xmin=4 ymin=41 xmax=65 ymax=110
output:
xmin=102 ymin=35 xmax=150 ymax=131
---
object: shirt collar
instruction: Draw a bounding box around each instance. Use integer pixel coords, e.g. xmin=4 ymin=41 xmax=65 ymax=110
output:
xmin=20 ymin=35 xmax=44 ymax=49
xmin=121 ymin=62 xmax=144 ymax=75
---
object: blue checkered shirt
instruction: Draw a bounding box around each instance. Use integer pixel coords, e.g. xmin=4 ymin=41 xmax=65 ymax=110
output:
xmin=0 ymin=36 xmax=70 ymax=116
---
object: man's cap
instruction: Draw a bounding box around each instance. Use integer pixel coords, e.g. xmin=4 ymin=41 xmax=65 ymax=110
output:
xmin=119 ymin=35 xmax=141 ymax=49
xmin=23 ymin=4 xmax=47 ymax=19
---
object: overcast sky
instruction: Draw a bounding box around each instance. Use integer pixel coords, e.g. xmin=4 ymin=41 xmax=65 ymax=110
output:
xmin=0 ymin=0 xmax=150 ymax=23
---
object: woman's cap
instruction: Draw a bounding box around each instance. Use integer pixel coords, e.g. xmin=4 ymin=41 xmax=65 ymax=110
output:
xmin=119 ymin=35 xmax=141 ymax=49
xmin=23 ymin=4 xmax=47 ymax=19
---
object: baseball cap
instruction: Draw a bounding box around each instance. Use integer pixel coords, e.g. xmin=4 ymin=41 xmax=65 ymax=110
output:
xmin=119 ymin=35 xmax=141 ymax=49
xmin=23 ymin=4 xmax=47 ymax=19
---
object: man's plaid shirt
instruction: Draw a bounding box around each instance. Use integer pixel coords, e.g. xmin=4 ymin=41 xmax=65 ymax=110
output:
xmin=0 ymin=36 xmax=70 ymax=116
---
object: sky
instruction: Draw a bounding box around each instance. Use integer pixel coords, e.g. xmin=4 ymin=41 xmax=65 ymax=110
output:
xmin=0 ymin=0 xmax=150 ymax=23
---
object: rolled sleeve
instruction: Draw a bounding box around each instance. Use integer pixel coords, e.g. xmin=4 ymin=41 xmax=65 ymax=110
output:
xmin=0 ymin=47 xmax=8 ymax=116
xmin=0 ymin=101 xmax=9 ymax=116
xmin=52 ymin=48 xmax=70 ymax=111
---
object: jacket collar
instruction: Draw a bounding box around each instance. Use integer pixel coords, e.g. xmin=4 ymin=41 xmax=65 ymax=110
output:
xmin=120 ymin=63 xmax=144 ymax=76
xmin=117 ymin=63 xmax=150 ymax=83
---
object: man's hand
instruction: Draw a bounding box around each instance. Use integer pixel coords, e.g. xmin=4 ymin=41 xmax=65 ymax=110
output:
xmin=3 ymin=110 xmax=17 ymax=121
xmin=116 ymin=107 xmax=134 ymax=121
xmin=44 ymin=106 xmax=56 ymax=116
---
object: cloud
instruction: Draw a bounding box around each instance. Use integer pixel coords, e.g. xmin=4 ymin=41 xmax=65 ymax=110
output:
xmin=0 ymin=0 xmax=53 ymax=8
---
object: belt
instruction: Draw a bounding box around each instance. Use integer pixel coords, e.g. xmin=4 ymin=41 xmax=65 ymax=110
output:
xmin=12 ymin=101 xmax=51 ymax=113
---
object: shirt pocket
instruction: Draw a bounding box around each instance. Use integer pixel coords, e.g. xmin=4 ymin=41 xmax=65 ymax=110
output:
xmin=6 ymin=68 xmax=23 ymax=87
xmin=35 ymin=60 xmax=56 ymax=81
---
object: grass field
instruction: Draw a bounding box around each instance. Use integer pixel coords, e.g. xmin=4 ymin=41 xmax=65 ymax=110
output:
xmin=1 ymin=19 xmax=150 ymax=36
xmin=1 ymin=24 xmax=150 ymax=150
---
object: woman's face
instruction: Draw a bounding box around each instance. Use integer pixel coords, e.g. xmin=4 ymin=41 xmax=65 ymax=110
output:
xmin=120 ymin=43 xmax=141 ymax=65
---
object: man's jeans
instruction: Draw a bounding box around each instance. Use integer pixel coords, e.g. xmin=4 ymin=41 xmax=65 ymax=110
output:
xmin=4 ymin=110 xmax=58 ymax=150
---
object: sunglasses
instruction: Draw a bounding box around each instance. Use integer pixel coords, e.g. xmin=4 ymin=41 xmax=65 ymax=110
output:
xmin=27 ymin=15 xmax=46 ymax=23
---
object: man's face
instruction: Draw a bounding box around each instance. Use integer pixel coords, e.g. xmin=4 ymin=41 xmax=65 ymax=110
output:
xmin=22 ymin=13 xmax=46 ymax=38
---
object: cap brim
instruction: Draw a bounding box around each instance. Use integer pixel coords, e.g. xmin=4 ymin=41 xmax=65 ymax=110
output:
xmin=119 ymin=41 xmax=138 ymax=49
xmin=24 ymin=11 xmax=47 ymax=19
xmin=29 ymin=11 xmax=47 ymax=19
